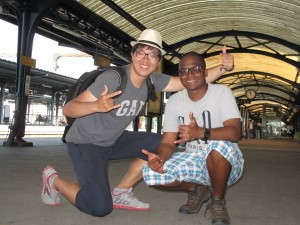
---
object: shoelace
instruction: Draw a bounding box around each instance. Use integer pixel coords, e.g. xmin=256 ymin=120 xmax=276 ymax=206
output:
xmin=211 ymin=200 xmax=226 ymax=215
xmin=43 ymin=173 xmax=54 ymax=195
xmin=186 ymin=190 xmax=199 ymax=204
xmin=125 ymin=191 xmax=134 ymax=200
xmin=116 ymin=190 xmax=134 ymax=201
xmin=205 ymin=199 xmax=226 ymax=216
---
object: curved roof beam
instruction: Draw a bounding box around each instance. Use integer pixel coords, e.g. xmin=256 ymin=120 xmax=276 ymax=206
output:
xmin=165 ymin=30 xmax=300 ymax=69
xmin=217 ymin=71 xmax=300 ymax=90
xmin=245 ymin=103 xmax=289 ymax=115
xmin=240 ymin=94 xmax=294 ymax=107
xmin=209 ymin=49 xmax=300 ymax=68
xmin=233 ymin=84 xmax=297 ymax=100
xmin=167 ymin=30 xmax=300 ymax=54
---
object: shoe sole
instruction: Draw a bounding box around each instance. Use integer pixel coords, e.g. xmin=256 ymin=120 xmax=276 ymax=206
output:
xmin=41 ymin=166 xmax=61 ymax=206
xmin=113 ymin=204 xmax=150 ymax=211
xmin=212 ymin=219 xmax=230 ymax=225
xmin=43 ymin=202 xmax=61 ymax=206
xmin=179 ymin=197 xmax=210 ymax=214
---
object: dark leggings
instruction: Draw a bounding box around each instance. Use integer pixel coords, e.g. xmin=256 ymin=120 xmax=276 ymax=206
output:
xmin=67 ymin=130 xmax=161 ymax=217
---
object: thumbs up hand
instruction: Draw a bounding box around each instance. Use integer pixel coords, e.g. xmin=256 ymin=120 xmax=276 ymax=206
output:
xmin=220 ymin=45 xmax=234 ymax=72
xmin=175 ymin=112 xmax=201 ymax=144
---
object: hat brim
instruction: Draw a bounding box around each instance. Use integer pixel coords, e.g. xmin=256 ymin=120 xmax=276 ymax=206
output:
xmin=131 ymin=41 xmax=166 ymax=56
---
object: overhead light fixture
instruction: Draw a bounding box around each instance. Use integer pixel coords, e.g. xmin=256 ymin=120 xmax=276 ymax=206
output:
xmin=0 ymin=4 xmax=9 ymax=15
xmin=52 ymin=24 xmax=82 ymax=38
xmin=42 ymin=84 xmax=52 ymax=88
xmin=93 ymin=54 xmax=111 ymax=67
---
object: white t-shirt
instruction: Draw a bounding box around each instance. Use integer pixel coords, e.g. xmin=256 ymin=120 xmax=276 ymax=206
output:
xmin=163 ymin=83 xmax=242 ymax=152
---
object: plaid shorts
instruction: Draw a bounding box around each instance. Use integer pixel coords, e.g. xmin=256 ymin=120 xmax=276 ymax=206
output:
xmin=142 ymin=140 xmax=244 ymax=187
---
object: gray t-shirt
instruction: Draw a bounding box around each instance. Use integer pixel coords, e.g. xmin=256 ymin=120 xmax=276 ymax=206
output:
xmin=66 ymin=64 xmax=170 ymax=146
xmin=163 ymin=83 xmax=242 ymax=152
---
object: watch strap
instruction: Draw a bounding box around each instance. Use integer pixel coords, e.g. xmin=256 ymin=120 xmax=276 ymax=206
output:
xmin=222 ymin=64 xmax=235 ymax=72
xmin=204 ymin=128 xmax=211 ymax=144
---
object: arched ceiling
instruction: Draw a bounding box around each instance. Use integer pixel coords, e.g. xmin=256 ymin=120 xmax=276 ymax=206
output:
xmin=0 ymin=0 xmax=299 ymax=123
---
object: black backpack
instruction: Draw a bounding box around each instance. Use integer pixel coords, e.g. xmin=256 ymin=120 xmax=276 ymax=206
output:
xmin=61 ymin=66 xmax=157 ymax=143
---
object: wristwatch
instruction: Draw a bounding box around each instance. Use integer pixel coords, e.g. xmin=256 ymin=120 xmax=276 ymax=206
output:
xmin=204 ymin=129 xmax=211 ymax=144
xmin=222 ymin=65 xmax=235 ymax=72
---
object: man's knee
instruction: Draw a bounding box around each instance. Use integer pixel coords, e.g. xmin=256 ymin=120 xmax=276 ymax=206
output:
xmin=206 ymin=141 xmax=232 ymax=162
xmin=208 ymin=149 xmax=226 ymax=161
xmin=76 ymin=183 xmax=113 ymax=217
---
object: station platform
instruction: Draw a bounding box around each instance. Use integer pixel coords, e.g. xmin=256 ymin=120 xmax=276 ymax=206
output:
xmin=0 ymin=126 xmax=299 ymax=225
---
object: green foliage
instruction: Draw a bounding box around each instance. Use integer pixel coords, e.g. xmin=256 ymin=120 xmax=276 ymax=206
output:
xmin=294 ymin=131 xmax=300 ymax=138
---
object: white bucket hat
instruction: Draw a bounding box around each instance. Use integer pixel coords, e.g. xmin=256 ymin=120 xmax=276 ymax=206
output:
xmin=130 ymin=29 xmax=166 ymax=55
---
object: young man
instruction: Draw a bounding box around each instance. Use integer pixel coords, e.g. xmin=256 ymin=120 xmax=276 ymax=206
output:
xmin=41 ymin=29 xmax=234 ymax=217
xmin=142 ymin=52 xmax=244 ymax=225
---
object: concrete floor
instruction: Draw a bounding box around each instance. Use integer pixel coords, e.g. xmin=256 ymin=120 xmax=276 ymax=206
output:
xmin=0 ymin=132 xmax=300 ymax=225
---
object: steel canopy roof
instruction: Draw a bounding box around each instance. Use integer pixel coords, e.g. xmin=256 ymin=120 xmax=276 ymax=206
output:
xmin=0 ymin=0 xmax=299 ymax=122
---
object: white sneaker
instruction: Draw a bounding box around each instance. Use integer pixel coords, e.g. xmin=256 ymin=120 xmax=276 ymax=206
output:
xmin=112 ymin=188 xmax=150 ymax=211
xmin=41 ymin=166 xmax=61 ymax=206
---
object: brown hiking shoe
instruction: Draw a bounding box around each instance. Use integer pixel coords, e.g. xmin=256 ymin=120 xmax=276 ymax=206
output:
xmin=179 ymin=184 xmax=211 ymax=214
xmin=206 ymin=198 xmax=230 ymax=225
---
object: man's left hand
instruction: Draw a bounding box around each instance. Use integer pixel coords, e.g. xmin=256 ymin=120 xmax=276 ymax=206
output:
xmin=175 ymin=112 xmax=201 ymax=144
xmin=220 ymin=45 xmax=234 ymax=71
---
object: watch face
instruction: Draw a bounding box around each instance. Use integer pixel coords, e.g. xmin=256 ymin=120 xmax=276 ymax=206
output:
xmin=204 ymin=129 xmax=211 ymax=139
xmin=246 ymin=89 xmax=256 ymax=99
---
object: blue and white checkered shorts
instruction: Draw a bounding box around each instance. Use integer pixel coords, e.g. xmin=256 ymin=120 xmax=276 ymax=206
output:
xmin=142 ymin=140 xmax=244 ymax=187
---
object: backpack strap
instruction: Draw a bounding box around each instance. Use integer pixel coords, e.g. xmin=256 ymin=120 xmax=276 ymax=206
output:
xmin=99 ymin=66 xmax=127 ymax=93
xmin=146 ymin=76 xmax=157 ymax=101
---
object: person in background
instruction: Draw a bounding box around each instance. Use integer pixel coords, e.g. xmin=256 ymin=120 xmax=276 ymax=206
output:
xmin=41 ymin=29 xmax=235 ymax=217
xmin=248 ymin=119 xmax=254 ymax=139
xmin=142 ymin=52 xmax=243 ymax=225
